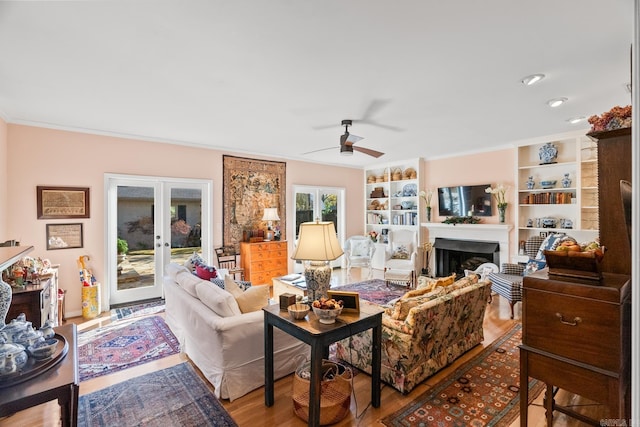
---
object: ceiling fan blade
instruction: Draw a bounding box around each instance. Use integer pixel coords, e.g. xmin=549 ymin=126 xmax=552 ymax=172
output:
xmin=346 ymin=133 xmax=363 ymax=143
xmin=360 ymin=99 xmax=391 ymax=121
xmin=355 ymin=120 xmax=405 ymax=132
xmin=353 ymin=146 xmax=385 ymax=158
xmin=302 ymin=146 xmax=334 ymax=155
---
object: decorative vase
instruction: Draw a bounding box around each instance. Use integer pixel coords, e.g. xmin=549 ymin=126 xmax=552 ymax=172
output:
xmin=561 ymin=173 xmax=572 ymax=188
xmin=526 ymin=176 xmax=535 ymax=190
xmin=1 ymin=277 xmax=12 ymax=326
xmin=498 ymin=205 xmax=507 ymax=224
xmin=426 ymin=206 xmax=432 ymax=222
xmin=539 ymin=142 xmax=558 ymax=165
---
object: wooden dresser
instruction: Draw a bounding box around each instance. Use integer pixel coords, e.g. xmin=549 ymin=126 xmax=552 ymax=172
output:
xmin=520 ymin=271 xmax=631 ymax=425
xmin=240 ymin=241 xmax=288 ymax=285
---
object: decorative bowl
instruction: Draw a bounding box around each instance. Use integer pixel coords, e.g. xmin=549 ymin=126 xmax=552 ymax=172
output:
xmin=287 ymin=303 xmax=310 ymax=320
xmin=540 ymin=180 xmax=557 ymax=189
xmin=312 ymin=306 xmax=343 ymax=324
xmin=28 ymin=338 xmax=58 ymax=361
xmin=400 ymin=201 xmax=414 ymax=210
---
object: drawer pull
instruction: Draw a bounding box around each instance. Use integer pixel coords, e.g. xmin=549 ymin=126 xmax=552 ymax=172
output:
xmin=555 ymin=312 xmax=582 ymax=326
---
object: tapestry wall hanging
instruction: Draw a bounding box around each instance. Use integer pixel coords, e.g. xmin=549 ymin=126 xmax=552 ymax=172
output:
xmin=223 ymin=156 xmax=286 ymax=250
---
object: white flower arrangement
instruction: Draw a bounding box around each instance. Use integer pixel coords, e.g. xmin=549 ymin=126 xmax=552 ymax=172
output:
xmin=485 ymin=184 xmax=509 ymax=208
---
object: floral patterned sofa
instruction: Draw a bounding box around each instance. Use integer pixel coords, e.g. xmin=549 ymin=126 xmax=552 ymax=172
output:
xmin=335 ymin=274 xmax=491 ymax=394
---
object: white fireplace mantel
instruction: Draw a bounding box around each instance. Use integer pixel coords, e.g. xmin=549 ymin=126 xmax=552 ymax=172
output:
xmin=422 ymin=223 xmax=513 ymax=272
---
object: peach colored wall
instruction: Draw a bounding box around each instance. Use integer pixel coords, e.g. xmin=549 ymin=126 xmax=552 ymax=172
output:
xmin=0 ymin=118 xmax=6 ymax=239
xmin=422 ymin=148 xmax=517 ymax=251
xmin=6 ymin=124 xmax=363 ymax=317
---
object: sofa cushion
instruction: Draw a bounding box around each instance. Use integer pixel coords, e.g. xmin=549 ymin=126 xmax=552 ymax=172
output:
xmin=195 ymin=263 xmax=218 ymax=280
xmin=235 ymin=286 xmax=270 ymax=313
xmin=175 ymin=271 xmax=202 ymax=298
xmin=195 ymin=281 xmax=242 ymax=317
xmin=443 ymin=274 xmax=479 ymax=293
xmin=166 ymin=263 xmax=190 ymax=281
xmin=391 ymin=242 xmax=412 ymax=259
xmin=386 ymin=287 xmax=445 ymax=321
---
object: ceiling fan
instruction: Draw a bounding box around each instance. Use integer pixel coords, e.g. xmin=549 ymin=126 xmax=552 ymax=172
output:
xmin=303 ymin=119 xmax=385 ymax=158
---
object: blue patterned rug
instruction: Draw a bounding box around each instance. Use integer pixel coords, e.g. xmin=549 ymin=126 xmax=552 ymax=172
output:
xmin=78 ymin=363 xmax=237 ymax=426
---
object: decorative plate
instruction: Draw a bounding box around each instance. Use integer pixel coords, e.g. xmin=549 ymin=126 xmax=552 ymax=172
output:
xmin=402 ymin=183 xmax=417 ymax=197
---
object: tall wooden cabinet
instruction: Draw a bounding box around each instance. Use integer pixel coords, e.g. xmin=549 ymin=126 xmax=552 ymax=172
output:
xmin=587 ymin=127 xmax=632 ymax=275
xmin=240 ymin=241 xmax=288 ymax=285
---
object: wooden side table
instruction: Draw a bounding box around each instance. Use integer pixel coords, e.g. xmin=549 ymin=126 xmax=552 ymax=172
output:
xmin=263 ymin=302 xmax=383 ymax=427
xmin=0 ymin=323 xmax=79 ymax=426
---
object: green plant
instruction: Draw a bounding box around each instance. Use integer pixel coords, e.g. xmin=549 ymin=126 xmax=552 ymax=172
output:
xmin=117 ymin=238 xmax=129 ymax=254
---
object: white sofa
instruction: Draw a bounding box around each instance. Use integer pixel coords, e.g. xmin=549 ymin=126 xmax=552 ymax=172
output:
xmin=164 ymin=263 xmax=309 ymax=401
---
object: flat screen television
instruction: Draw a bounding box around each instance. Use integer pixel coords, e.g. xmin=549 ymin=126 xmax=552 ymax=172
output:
xmin=437 ymin=184 xmax=492 ymax=217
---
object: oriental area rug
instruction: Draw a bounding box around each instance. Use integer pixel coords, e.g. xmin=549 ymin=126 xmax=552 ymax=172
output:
xmin=382 ymin=323 xmax=545 ymax=427
xmin=77 ymin=362 xmax=238 ymax=427
xmin=78 ymin=315 xmax=180 ymax=382
xmin=110 ymin=299 xmax=165 ymax=321
xmin=332 ymin=279 xmax=408 ymax=306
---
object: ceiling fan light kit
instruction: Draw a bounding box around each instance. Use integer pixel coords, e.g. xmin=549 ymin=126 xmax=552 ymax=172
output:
xmin=340 ymin=145 xmax=354 ymax=156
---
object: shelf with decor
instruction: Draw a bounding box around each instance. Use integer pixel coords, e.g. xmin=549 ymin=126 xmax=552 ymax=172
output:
xmin=516 ymin=132 xmax=599 ymax=249
xmin=364 ymin=158 xmax=423 ymax=269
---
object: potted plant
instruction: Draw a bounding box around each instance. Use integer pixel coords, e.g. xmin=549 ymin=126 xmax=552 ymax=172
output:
xmin=117 ymin=238 xmax=128 ymax=265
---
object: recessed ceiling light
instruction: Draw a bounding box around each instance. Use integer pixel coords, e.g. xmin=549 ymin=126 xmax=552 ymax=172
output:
xmin=566 ymin=116 xmax=586 ymax=125
xmin=521 ymin=74 xmax=545 ymax=86
xmin=547 ymin=97 xmax=568 ymax=108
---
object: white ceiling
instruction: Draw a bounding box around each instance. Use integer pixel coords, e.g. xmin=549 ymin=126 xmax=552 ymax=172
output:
xmin=0 ymin=1 xmax=634 ymax=168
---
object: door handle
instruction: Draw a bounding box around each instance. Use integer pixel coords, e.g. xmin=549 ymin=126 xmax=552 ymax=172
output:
xmin=164 ymin=243 xmax=170 ymax=247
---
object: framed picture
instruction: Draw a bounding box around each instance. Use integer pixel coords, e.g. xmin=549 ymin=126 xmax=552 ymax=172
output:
xmin=46 ymin=223 xmax=84 ymax=250
xmin=539 ymin=231 xmax=548 ymax=238
xmin=327 ymin=290 xmax=360 ymax=313
xmin=37 ymin=186 xmax=90 ymax=219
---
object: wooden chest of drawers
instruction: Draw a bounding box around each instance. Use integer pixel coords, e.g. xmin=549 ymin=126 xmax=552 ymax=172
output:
xmin=240 ymin=241 xmax=288 ymax=285
xmin=520 ymin=271 xmax=631 ymax=425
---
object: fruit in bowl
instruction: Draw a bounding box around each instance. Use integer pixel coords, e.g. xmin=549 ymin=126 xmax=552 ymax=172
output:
xmin=312 ymin=298 xmax=344 ymax=324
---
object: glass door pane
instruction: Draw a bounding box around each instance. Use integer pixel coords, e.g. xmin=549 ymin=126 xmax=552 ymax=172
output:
xmin=168 ymin=185 xmax=203 ymax=265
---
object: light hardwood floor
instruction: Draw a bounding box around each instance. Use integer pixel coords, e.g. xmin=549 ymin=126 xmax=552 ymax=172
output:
xmin=0 ymin=268 xmax=606 ymax=427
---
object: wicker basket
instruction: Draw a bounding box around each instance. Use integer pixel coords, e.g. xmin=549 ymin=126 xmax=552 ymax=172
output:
xmin=292 ymin=360 xmax=352 ymax=425
xmin=391 ymin=168 xmax=402 ymax=181
xmin=403 ymin=167 xmax=417 ymax=179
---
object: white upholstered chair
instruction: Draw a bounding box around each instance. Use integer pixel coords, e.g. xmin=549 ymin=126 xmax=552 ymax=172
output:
xmin=383 ymin=229 xmax=418 ymax=286
xmin=344 ymin=235 xmax=375 ymax=278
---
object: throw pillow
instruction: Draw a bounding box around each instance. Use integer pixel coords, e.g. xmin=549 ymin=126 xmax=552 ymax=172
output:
xmin=224 ymin=275 xmax=244 ymax=298
xmin=195 ymin=263 xmax=218 ymax=280
xmin=414 ymin=273 xmax=456 ymax=293
xmin=388 ymin=287 xmax=445 ymax=321
xmin=184 ymin=252 xmax=205 ymax=272
xmin=391 ymin=242 xmax=412 ymax=260
xmin=195 ymin=281 xmax=242 ymax=317
xmin=235 ymin=286 xmax=270 ymax=313
xmin=175 ymin=271 xmax=202 ymax=298
xmin=350 ymin=240 xmax=369 ymax=257
xmin=535 ymin=233 xmax=565 ymax=261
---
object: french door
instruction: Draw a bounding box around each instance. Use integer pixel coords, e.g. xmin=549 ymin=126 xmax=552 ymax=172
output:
xmin=106 ymin=174 xmax=212 ymax=306
xmin=292 ymin=185 xmax=345 ymax=271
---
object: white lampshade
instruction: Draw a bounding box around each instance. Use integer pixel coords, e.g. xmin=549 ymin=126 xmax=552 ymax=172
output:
xmin=291 ymin=221 xmax=344 ymax=261
xmin=262 ymin=208 xmax=280 ymax=221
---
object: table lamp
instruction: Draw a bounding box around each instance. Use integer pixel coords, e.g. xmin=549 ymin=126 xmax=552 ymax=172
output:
xmin=262 ymin=208 xmax=280 ymax=241
xmin=291 ymin=220 xmax=344 ymax=301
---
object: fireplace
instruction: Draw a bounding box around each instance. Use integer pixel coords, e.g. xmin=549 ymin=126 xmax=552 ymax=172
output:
xmin=433 ymin=238 xmax=499 ymax=278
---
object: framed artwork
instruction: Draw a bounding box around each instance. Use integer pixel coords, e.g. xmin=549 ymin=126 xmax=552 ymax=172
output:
xmin=223 ymin=156 xmax=286 ymax=250
xmin=539 ymin=231 xmax=548 ymax=238
xmin=327 ymin=290 xmax=360 ymax=313
xmin=46 ymin=223 xmax=84 ymax=250
xmin=37 ymin=186 xmax=90 ymax=219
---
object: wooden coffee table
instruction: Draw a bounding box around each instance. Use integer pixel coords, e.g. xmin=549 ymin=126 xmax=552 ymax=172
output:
xmin=263 ymin=302 xmax=383 ymax=427
xmin=0 ymin=323 xmax=79 ymax=426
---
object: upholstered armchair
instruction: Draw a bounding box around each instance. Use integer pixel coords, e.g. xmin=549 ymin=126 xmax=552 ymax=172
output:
xmin=487 ymin=235 xmax=545 ymax=319
xmin=344 ymin=235 xmax=375 ymax=278
xmin=383 ymin=229 xmax=418 ymax=286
